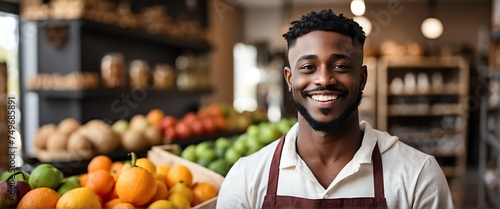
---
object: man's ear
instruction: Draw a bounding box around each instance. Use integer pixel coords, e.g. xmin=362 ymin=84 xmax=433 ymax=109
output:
xmin=360 ymin=65 xmax=368 ymax=90
xmin=284 ymin=66 xmax=292 ymax=91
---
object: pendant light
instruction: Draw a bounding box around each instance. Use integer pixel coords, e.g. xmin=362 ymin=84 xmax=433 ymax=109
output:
xmin=350 ymin=0 xmax=372 ymax=36
xmin=350 ymin=0 xmax=366 ymax=16
xmin=421 ymin=0 xmax=443 ymax=39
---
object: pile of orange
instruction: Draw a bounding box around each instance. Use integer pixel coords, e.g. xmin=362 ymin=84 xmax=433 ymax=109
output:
xmin=17 ymin=153 xmax=219 ymax=208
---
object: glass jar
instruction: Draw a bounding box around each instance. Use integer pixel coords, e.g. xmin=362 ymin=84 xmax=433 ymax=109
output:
xmin=101 ymin=53 xmax=125 ymax=88
xmin=153 ymin=64 xmax=175 ymax=90
xmin=129 ymin=60 xmax=150 ymax=89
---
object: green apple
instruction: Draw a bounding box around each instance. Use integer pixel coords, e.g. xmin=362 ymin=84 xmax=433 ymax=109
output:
xmin=225 ymin=147 xmax=243 ymax=165
xmin=181 ymin=145 xmax=197 ymax=162
xmin=231 ymin=136 xmax=248 ymax=155
xmin=208 ymin=159 xmax=232 ymax=176
xmin=195 ymin=141 xmax=215 ymax=158
xmin=215 ymin=137 xmax=232 ymax=158
xmin=258 ymin=123 xmax=281 ymax=145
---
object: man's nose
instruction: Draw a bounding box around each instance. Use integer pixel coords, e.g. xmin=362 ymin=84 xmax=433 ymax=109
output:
xmin=313 ymin=66 xmax=337 ymax=86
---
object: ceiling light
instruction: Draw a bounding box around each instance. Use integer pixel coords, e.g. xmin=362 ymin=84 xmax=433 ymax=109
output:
xmin=350 ymin=0 xmax=366 ymax=16
xmin=353 ymin=16 xmax=372 ymax=36
xmin=421 ymin=17 xmax=443 ymax=39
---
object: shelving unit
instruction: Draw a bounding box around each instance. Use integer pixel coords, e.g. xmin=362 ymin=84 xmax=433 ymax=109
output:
xmin=478 ymin=69 xmax=500 ymax=208
xmin=377 ymin=56 xmax=469 ymax=208
xmin=19 ymin=1 xmax=212 ymax=158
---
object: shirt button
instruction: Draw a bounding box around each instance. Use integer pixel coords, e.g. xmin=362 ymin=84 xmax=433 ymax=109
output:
xmin=323 ymin=194 xmax=328 ymax=198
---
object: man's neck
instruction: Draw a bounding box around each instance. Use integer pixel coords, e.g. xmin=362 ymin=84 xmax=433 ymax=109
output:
xmin=295 ymin=115 xmax=363 ymax=165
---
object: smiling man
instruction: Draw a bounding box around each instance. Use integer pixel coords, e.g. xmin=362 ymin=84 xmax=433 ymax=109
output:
xmin=216 ymin=9 xmax=454 ymax=209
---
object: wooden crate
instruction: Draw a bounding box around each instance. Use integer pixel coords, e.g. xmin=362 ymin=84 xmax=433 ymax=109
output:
xmin=148 ymin=144 xmax=225 ymax=209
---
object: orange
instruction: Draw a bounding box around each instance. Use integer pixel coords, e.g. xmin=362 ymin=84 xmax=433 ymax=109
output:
xmin=136 ymin=158 xmax=157 ymax=176
xmin=115 ymin=152 xmax=157 ymax=206
xmin=56 ymin=187 xmax=101 ymax=208
xmin=147 ymin=180 xmax=169 ymax=204
xmin=112 ymin=202 xmax=135 ymax=209
xmin=88 ymin=155 xmax=113 ymax=173
xmin=17 ymin=187 xmax=60 ymax=208
xmin=102 ymin=183 xmax=118 ymax=202
xmin=85 ymin=169 xmax=115 ymax=196
xmin=155 ymin=165 xmax=170 ymax=185
xmin=166 ymin=164 xmax=193 ymax=188
xmin=104 ymin=198 xmax=123 ymax=208
xmin=110 ymin=161 xmax=124 ymax=175
xmin=120 ymin=162 xmax=133 ymax=174
xmin=79 ymin=173 xmax=88 ymax=187
xmin=147 ymin=109 xmax=165 ymax=125
xmin=192 ymin=182 xmax=218 ymax=206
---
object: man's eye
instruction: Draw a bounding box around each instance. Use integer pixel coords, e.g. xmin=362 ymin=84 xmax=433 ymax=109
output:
xmin=334 ymin=64 xmax=350 ymax=69
xmin=300 ymin=65 xmax=315 ymax=70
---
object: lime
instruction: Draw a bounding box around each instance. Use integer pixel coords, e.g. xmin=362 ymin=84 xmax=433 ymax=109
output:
xmin=56 ymin=177 xmax=80 ymax=196
xmin=29 ymin=163 xmax=63 ymax=190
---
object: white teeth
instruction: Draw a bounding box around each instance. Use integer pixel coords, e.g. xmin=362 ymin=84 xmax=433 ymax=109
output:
xmin=311 ymin=95 xmax=337 ymax=102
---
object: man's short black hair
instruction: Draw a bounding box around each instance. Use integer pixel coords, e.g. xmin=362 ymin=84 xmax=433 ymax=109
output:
xmin=282 ymin=9 xmax=366 ymax=49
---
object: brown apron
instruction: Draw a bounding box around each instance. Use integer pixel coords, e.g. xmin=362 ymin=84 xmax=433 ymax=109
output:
xmin=262 ymin=135 xmax=388 ymax=209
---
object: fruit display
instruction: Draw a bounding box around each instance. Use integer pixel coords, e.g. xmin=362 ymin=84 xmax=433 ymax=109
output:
xmin=179 ymin=117 xmax=297 ymax=176
xmin=2 ymin=151 xmax=221 ymax=208
xmin=32 ymin=103 xmax=267 ymax=163
xmin=155 ymin=103 xmax=268 ymax=144
xmin=33 ymin=118 xmax=121 ymax=162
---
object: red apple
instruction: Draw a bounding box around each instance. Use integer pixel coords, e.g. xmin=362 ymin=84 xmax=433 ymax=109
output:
xmin=159 ymin=116 xmax=177 ymax=130
xmin=200 ymin=117 xmax=217 ymax=134
xmin=175 ymin=121 xmax=192 ymax=139
xmin=190 ymin=119 xmax=205 ymax=136
xmin=182 ymin=112 xmax=198 ymax=124
xmin=163 ymin=126 xmax=177 ymax=142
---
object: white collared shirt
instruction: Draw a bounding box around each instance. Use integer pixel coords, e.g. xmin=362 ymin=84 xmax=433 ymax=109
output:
xmin=216 ymin=121 xmax=454 ymax=209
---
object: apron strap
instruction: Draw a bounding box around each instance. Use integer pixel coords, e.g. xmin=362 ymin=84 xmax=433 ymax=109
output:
xmin=265 ymin=134 xmax=286 ymax=196
xmin=372 ymin=144 xmax=385 ymax=199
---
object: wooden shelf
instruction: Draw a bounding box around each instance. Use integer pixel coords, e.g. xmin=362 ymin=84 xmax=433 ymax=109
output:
xmin=387 ymin=91 xmax=462 ymax=96
xmin=40 ymin=19 xmax=211 ymax=53
xmin=31 ymin=88 xmax=212 ymax=99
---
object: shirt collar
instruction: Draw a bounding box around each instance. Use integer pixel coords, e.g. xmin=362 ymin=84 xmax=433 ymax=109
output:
xmin=279 ymin=121 xmax=379 ymax=169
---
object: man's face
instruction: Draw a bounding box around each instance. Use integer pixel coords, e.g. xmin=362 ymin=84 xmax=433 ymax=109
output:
xmin=284 ymin=31 xmax=367 ymax=131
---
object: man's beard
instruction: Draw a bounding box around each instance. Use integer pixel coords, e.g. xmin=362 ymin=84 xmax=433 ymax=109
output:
xmin=291 ymin=88 xmax=363 ymax=132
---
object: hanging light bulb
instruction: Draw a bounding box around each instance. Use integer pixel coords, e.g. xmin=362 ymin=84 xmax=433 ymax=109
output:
xmin=421 ymin=0 xmax=443 ymax=39
xmin=350 ymin=0 xmax=366 ymax=16
xmin=421 ymin=17 xmax=443 ymax=39
xmin=353 ymin=16 xmax=372 ymax=36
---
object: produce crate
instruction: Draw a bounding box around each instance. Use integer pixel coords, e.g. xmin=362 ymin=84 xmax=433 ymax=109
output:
xmin=148 ymin=144 xmax=225 ymax=209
